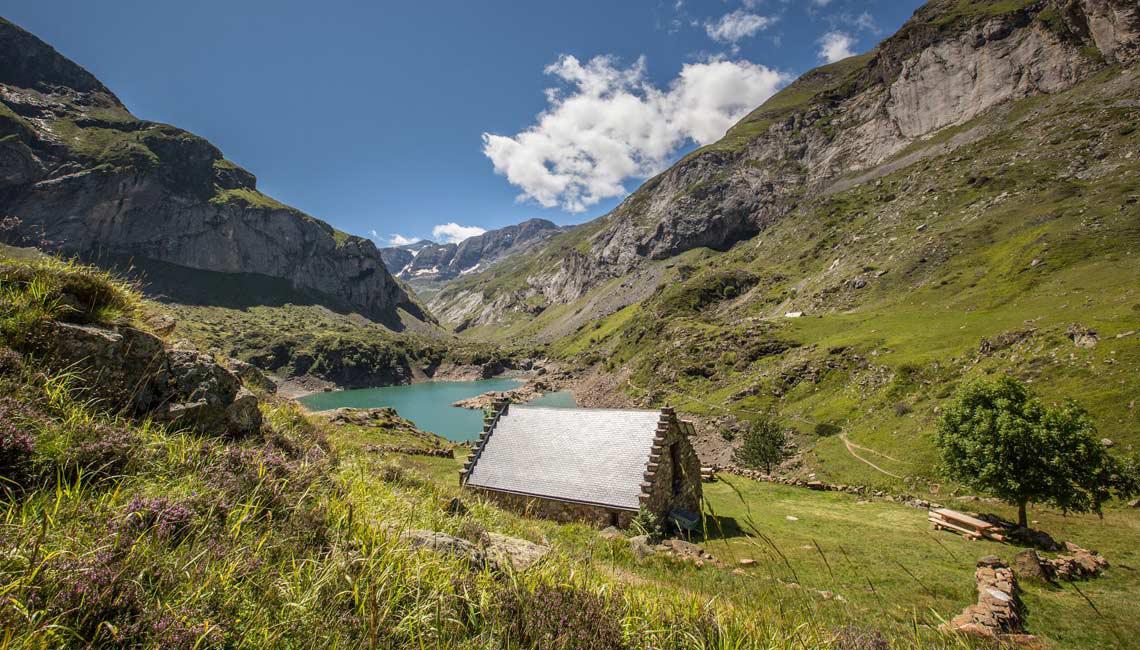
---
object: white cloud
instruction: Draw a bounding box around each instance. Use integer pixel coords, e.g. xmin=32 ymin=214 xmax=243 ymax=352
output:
xmin=382 ymin=232 xmax=416 ymax=246
xmin=482 ymin=55 xmax=787 ymax=212
xmin=818 ymin=31 xmax=856 ymax=63
xmin=705 ymin=10 xmax=776 ymax=45
xmin=432 ymin=223 xmax=486 ymax=243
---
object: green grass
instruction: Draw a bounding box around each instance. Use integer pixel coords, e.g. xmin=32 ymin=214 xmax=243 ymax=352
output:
xmin=210 ymin=186 xmax=290 ymax=211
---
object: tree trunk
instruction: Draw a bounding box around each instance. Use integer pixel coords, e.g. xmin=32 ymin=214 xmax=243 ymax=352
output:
xmin=1018 ymin=501 xmax=1028 ymax=529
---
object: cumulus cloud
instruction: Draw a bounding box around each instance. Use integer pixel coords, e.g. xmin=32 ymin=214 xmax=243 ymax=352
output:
xmin=432 ymin=223 xmax=486 ymax=244
xmin=482 ymin=55 xmax=787 ymax=212
xmin=705 ymin=10 xmax=776 ymax=45
xmin=380 ymin=232 xmax=416 ymax=246
xmin=818 ymin=31 xmax=856 ymax=63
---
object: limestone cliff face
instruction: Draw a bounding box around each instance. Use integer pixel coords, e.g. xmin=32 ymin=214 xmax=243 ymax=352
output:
xmin=0 ymin=17 xmax=424 ymax=325
xmin=431 ymin=0 xmax=1140 ymax=328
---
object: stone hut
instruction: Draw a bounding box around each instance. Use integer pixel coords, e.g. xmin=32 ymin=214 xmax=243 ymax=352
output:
xmin=460 ymin=402 xmax=702 ymax=528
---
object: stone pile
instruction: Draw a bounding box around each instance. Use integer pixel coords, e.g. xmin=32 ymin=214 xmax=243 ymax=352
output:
xmin=948 ymin=557 xmax=1033 ymax=643
xmin=626 ymin=536 xmax=725 ymax=568
xmin=712 ymin=464 xmax=940 ymax=510
xmin=451 ymin=380 xmax=552 ymax=409
xmin=1015 ymin=545 xmax=1109 ymax=582
xmin=363 ymin=444 xmax=454 ymax=458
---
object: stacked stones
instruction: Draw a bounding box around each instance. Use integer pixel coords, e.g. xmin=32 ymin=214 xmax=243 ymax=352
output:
xmin=365 ymin=445 xmax=454 ymax=458
xmin=459 ymin=398 xmax=509 ymax=485
xmin=949 ymin=557 xmax=1028 ymax=640
xmin=638 ymin=407 xmax=675 ymax=512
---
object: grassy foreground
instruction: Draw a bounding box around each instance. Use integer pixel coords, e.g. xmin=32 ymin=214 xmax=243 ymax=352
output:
xmin=1 ymin=254 xmax=981 ymax=649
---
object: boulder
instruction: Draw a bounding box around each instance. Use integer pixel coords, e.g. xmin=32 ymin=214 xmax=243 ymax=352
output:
xmin=598 ymin=526 xmax=623 ymax=541
xmin=46 ymin=322 xmax=167 ymax=411
xmin=1012 ymin=549 xmax=1048 ymax=583
xmin=1067 ymin=324 xmax=1099 ymax=349
xmin=42 ymin=321 xmax=262 ymax=436
xmin=629 ymin=535 xmax=655 ymax=560
xmin=483 ymin=532 xmax=550 ymax=571
xmin=225 ymin=358 xmax=277 ymax=394
xmin=400 ymin=529 xmax=496 ymax=571
xmin=160 ymin=349 xmax=262 ymax=437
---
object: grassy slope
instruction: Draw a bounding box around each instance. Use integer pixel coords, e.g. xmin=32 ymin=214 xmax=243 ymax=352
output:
xmin=0 ymin=255 xmax=968 ymax=649
xmin=542 ymin=64 xmax=1140 ymax=492
xmin=388 ymin=440 xmax=1140 ymax=650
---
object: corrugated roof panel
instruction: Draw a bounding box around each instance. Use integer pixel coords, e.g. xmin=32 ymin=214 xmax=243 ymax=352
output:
xmin=465 ymin=406 xmax=661 ymax=510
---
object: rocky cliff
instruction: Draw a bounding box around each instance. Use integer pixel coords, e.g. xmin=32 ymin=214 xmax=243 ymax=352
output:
xmin=380 ymin=218 xmax=564 ymax=282
xmin=0 ymin=17 xmax=425 ymax=326
xmin=430 ymin=0 xmax=1140 ymax=329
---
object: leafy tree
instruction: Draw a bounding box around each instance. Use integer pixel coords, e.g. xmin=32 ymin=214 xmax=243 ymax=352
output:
xmin=734 ymin=416 xmax=789 ymax=474
xmin=938 ymin=377 xmax=1138 ymax=529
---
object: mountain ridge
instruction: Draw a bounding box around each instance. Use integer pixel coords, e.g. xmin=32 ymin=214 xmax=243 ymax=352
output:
xmin=379 ymin=218 xmax=565 ymax=283
xmin=429 ymin=0 xmax=1139 ymax=333
xmin=0 ymin=16 xmax=425 ymax=327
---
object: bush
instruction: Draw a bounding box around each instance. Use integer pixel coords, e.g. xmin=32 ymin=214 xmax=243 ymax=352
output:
xmin=497 ymin=583 xmax=627 ymax=650
xmin=814 ymin=422 xmax=842 ymax=437
xmin=113 ymin=495 xmax=196 ymax=542
xmin=630 ymin=508 xmax=664 ymax=542
xmin=64 ymin=423 xmax=141 ymax=479
xmin=734 ymin=416 xmax=789 ymax=474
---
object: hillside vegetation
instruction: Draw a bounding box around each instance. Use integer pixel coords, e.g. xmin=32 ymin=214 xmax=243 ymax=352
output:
xmin=438 ymin=47 xmax=1140 ymax=495
xmin=0 ymin=253 xmax=1011 ymax=649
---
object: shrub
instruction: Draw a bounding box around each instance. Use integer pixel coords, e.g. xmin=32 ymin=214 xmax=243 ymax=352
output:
xmin=497 ymin=583 xmax=627 ymax=650
xmin=0 ymin=346 xmax=22 ymax=375
xmin=60 ymin=423 xmax=141 ymax=481
xmin=113 ymin=495 xmax=196 ymax=542
xmin=630 ymin=508 xmax=663 ymax=542
xmin=814 ymin=422 xmax=842 ymax=437
xmin=734 ymin=416 xmax=789 ymax=474
xmin=49 ymin=550 xmax=147 ymax=645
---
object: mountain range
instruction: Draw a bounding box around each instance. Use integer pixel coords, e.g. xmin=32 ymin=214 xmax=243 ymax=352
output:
xmin=378 ymin=218 xmax=565 ymax=284
xmin=0 ymin=17 xmax=425 ymax=327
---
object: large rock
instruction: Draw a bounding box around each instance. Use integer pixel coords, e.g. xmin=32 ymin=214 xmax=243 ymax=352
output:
xmin=224 ymin=358 xmax=277 ymax=394
xmin=47 ymin=322 xmax=167 ymax=412
xmin=399 ymin=529 xmax=497 ymax=571
xmin=44 ymin=321 xmax=261 ymax=436
xmin=1012 ymin=549 xmax=1048 ymax=583
xmin=483 ymin=532 xmax=550 ymax=571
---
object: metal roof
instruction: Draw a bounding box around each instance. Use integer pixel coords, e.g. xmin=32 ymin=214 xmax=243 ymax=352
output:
xmin=465 ymin=406 xmax=662 ymax=510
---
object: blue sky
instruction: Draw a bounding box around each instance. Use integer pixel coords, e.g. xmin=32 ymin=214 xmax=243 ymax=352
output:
xmin=5 ymin=0 xmax=923 ymax=245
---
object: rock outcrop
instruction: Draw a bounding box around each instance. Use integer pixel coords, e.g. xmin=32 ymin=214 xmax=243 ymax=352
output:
xmin=45 ymin=321 xmax=261 ymax=437
xmin=430 ymin=0 xmax=1140 ymax=329
xmin=0 ymin=17 xmax=423 ymax=326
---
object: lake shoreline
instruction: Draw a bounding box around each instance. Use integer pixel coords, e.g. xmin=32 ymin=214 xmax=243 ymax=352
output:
xmin=278 ymin=365 xmax=551 ymax=402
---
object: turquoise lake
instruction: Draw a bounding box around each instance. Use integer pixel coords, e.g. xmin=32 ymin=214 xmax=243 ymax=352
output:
xmin=298 ymin=378 xmax=576 ymax=442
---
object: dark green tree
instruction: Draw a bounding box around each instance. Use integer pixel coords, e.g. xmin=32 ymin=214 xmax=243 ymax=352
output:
xmin=734 ymin=416 xmax=789 ymax=474
xmin=937 ymin=376 xmax=1138 ymax=529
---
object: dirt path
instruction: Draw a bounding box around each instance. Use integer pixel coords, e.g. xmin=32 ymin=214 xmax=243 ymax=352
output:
xmin=839 ymin=433 xmax=905 ymax=479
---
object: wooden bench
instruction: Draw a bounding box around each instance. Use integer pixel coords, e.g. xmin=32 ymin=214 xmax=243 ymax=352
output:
xmin=929 ymin=508 xmax=1006 ymax=542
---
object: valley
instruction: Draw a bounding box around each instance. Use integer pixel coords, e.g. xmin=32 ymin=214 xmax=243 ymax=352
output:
xmin=2 ymin=0 xmax=1140 ymax=647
